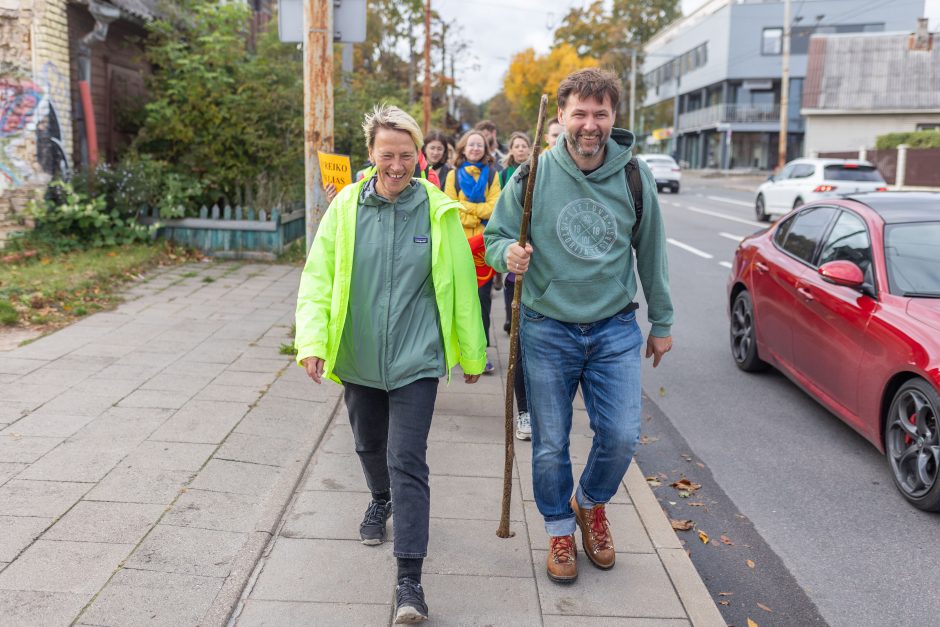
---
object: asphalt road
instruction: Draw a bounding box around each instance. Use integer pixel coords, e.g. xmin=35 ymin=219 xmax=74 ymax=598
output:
xmin=634 ymin=174 xmax=939 ymax=627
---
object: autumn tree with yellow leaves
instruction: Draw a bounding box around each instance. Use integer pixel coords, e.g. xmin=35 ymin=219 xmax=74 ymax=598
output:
xmin=502 ymin=44 xmax=598 ymax=128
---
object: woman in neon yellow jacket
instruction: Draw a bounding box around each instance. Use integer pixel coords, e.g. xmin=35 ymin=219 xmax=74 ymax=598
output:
xmin=294 ymin=105 xmax=485 ymax=625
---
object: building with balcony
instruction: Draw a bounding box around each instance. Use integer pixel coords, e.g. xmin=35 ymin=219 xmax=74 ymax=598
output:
xmin=640 ymin=0 xmax=925 ymax=170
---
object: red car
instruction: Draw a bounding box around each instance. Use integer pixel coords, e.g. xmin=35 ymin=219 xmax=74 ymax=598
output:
xmin=727 ymin=192 xmax=940 ymax=511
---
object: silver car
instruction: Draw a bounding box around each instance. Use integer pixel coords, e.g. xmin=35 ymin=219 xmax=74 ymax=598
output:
xmin=754 ymin=158 xmax=887 ymax=221
xmin=638 ymin=154 xmax=681 ymax=194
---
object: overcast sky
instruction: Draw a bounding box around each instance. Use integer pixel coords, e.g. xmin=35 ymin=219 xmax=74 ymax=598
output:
xmin=431 ymin=0 xmax=940 ymax=104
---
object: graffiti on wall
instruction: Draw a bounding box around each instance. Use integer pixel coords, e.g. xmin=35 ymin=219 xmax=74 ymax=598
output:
xmin=0 ymin=61 xmax=71 ymax=193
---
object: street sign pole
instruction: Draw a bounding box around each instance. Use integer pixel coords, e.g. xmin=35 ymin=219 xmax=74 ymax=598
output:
xmin=304 ymin=0 xmax=334 ymax=253
xmin=777 ymin=0 xmax=791 ymax=170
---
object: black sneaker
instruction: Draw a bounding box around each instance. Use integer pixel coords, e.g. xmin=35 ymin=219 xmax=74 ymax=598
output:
xmin=359 ymin=499 xmax=392 ymax=545
xmin=394 ymin=577 xmax=428 ymax=624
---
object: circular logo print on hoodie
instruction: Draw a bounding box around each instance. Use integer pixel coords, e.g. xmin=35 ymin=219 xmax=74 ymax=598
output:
xmin=556 ymin=198 xmax=618 ymax=259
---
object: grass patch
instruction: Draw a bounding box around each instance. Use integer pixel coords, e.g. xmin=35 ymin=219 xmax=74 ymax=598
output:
xmin=277 ymin=239 xmax=306 ymax=265
xmin=181 ymin=271 xmax=198 ymax=278
xmin=279 ymin=323 xmax=297 ymax=356
xmin=202 ymin=276 xmax=216 ymax=283
xmin=0 ymin=241 xmax=201 ymax=329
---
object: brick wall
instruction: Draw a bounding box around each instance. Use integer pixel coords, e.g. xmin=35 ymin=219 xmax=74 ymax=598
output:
xmin=1 ymin=0 xmax=73 ymax=247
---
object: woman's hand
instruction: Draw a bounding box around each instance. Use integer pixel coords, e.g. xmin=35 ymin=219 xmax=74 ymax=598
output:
xmin=324 ymin=184 xmax=337 ymax=204
xmin=302 ymin=357 xmax=325 ymax=384
xmin=464 ymin=373 xmax=480 ymax=384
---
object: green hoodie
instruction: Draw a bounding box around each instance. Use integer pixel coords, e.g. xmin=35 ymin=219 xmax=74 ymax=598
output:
xmin=295 ymin=177 xmax=487 ymax=386
xmin=484 ymin=129 xmax=674 ymax=337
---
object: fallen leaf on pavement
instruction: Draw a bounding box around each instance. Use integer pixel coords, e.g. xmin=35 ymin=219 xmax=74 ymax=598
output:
xmin=720 ymin=600 xmax=731 ymax=606
xmin=645 ymin=477 xmax=662 ymax=487
xmin=678 ymin=491 xmax=691 ymax=498
xmin=746 ymin=559 xmax=756 ymax=569
xmin=639 ymin=435 xmax=660 ymax=445
xmin=671 ymin=519 xmax=694 ymax=531
xmin=696 ymin=462 xmax=705 ymax=468
xmin=698 ymin=530 xmax=709 ymax=544
xmin=709 ymin=539 xmax=719 ymax=546
xmin=659 ymin=386 xmax=666 ymax=397
xmin=721 ymin=535 xmax=734 ymax=545
xmin=680 ymin=453 xmax=693 ymax=461
xmin=670 ymin=478 xmax=702 ymax=492
xmin=757 ymin=603 xmax=772 ymax=613
xmin=718 ymin=592 xmax=733 ymax=596
xmin=689 ymin=502 xmax=706 ymax=507
xmin=748 ymin=619 xmax=758 ymax=627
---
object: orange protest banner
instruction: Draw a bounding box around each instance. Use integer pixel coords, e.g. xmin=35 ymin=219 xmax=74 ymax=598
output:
xmin=317 ymin=152 xmax=352 ymax=192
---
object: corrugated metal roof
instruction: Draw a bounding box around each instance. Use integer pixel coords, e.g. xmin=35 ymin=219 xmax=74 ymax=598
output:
xmin=109 ymin=0 xmax=161 ymax=22
xmin=803 ymin=31 xmax=940 ymax=111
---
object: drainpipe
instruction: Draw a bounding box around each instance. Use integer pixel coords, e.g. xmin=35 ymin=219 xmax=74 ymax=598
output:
xmin=77 ymin=0 xmax=121 ymax=170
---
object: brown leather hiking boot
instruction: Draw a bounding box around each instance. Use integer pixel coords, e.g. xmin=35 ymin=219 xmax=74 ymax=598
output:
xmin=571 ymin=496 xmax=615 ymax=570
xmin=546 ymin=534 xmax=578 ymax=583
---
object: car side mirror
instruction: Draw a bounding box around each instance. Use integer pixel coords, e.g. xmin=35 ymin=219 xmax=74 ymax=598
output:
xmin=818 ymin=260 xmax=864 ymax=289
xmin=767 ymin=174 xmax=776 ymax=182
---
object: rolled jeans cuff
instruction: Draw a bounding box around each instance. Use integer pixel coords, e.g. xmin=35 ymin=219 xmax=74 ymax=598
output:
xmin=544 ymin=515 xmax=577 ymax=538
xmin=575 ymin=484 xmax=600 ymax=511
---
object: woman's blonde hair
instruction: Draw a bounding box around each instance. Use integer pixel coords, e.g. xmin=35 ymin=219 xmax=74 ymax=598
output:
xmin=362 ymin=104 xmax=423 ymax=152
xmin=500 ymin=131 xmax=532 ymax=169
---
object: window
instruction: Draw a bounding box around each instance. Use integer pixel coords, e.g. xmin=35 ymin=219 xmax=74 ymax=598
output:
xmin=777 ymin=163 xmax=797 ymax=180
xmin=885 ymin=222 xmax=940 ymax=296
xmin=823 ymin=165 xmax=884 ymax=182
xmin=819 ymin=211 xmax=873 ymax=283
xmin=774 ymin=214 xmax=795 ymax=247
xmin=916 ymin=123 xmax=940 ymax=131
xmin=791 ymin=164 xmax=815 ymax=179
xmin=762 ymin=28 xmax=782 ymax=55
xmin=780 ymin=207 xmax=838 ymax=264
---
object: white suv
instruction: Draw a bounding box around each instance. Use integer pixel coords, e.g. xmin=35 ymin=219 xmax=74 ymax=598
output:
xmin=754 ymin=158 xmax=887 ymax=221
xmin=638 ymin=154 xmax=681 ymax=193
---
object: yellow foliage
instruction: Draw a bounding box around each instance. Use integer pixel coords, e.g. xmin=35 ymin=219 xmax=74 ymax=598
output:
xmin=503 ymin=44 xmax=598 ymax=124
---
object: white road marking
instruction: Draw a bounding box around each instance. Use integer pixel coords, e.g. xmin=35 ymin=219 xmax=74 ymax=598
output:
xmin=718 ymin=232 xmax=745 ymax=242
xmin=667 ymin=238 xmax=714 ymax=259
xmin=707 ymin=195 xmax=753 ymax=208
xmin=719 ymin=261 xmax=733 ymax=269
xmin=684 ymin=206 xmax=765 ymax=228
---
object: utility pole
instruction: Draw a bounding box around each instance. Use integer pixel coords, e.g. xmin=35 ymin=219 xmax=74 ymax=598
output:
xmin=629 ymin=47 xmax=637 ymax=131
xmin=304 ymin=0 xmax=333 ymax=251
xmin=423 ymin=0 xmax=432 ymax=135
xmin=777 ymin=0 xmax=791 ymax=169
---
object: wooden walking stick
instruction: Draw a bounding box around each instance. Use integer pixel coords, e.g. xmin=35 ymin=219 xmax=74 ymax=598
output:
xmin=497 ymin=94 xmax=549 ymax=538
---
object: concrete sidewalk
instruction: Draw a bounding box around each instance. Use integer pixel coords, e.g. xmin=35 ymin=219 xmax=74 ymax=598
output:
xmin=0 ymin=262 xmax=723 ymax=626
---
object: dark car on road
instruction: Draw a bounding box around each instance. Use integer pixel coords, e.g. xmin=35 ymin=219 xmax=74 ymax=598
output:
xmin=726 ymin=192 xmax=940 ymax=511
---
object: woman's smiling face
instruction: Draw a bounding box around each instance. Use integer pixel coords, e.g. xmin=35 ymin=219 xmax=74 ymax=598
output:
xmin=464 ymin=133 xmax=487 ymax=163
xmin=425 ymin=140 xmax=445 ymax=166
xmin=369 ymin=127 xmax=417 ymax=202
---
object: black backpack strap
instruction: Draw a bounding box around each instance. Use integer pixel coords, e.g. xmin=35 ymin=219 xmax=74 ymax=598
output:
xmin=625 ymin=157 xmax=644 ymax=247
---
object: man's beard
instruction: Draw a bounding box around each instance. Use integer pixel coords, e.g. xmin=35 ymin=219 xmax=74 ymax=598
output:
xmin=566 ymin=130 xmax=609 ymax=157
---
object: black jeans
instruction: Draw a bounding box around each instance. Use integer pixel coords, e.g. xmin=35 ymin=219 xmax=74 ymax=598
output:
xmin=343 ymin=378 xmax=439 ymax=558
xmin=478 ymin=277 xmax=493 ymax=346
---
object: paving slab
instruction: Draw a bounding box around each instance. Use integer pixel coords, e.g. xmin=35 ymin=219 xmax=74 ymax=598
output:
xmin=420 ymin=573 xmax=541 ymax=626
xmin=0 ymin=590 xmax=90 ymax=627
xmin=299 ymin=451 xmax=369 ymax=493
xmin=43 ymin=501 xmax=165 ymax=544
xmin=149 ymin=400 xmax=249 ymax=444
xmin=0 ymin=515 xmax=54 ymax=562
xmin=0 ymin=433 xmax=64 ymax=463
xmin=85 ymin=466 xmax=193 ymax=504
xmin=78 ymin=568 xmax=225 ymax=627
xmin=249 ymin=538 xmax=396 ymax=604
xmin=237 ymin=600 xmax=392 ymax=626
xmin=125 ymin=524 xmax=247 ymax=578
xmin=424 ymin=518 xmax=532 ymax=577
xmin=0 ymin=479 xmax=89 ymax=517
xmin=195 ymin=383 xmax=265 ymax=404
xmin=121 ymin=440 xmax=216 ymax=471
xmin=188 ymin=459 xmax=282 ymax=497
xmin=426 ymin=440 xmax=506 ymax=478
xmin=0 ymin=412 xmax=98 ymax=438
xmin=0 ymin=539 xmax=132 ymax=594
xmin=215 ymin=432 xmax=300 ymax=467
xmin=163 ymin=489 xmax=264 ymax=533
xmin=429 ymin=474 xmax=525 ymax=522
xmin=0 ymin=461 xmax=26 ymax=485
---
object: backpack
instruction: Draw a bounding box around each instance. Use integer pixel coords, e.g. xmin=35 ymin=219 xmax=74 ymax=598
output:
xmin=453 ymin=164 xmax=498 ymax=198
xmin=513 ymin=156 xmax=645 ymax=248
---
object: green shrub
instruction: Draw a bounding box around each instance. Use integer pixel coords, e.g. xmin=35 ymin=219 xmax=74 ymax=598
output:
xmin=0 ymin=300 xmax=17 ymax=325
xmin=91 ymin=154 xmax=203 ymax=219
xmin=875 ymin=130 xmax=940 ymax=150
xmin=25 ymin=182 xmax=153 ymax=251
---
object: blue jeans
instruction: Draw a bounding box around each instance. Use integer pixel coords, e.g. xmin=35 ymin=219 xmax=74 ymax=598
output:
xmin=520 ymin=304 xmax=643 ymax=537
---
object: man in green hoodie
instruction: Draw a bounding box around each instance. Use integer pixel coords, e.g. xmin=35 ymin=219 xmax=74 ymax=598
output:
xmin=484 ymin=68 xmax=674 ymax=584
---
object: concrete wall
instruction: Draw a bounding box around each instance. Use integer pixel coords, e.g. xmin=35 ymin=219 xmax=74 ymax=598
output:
xmin=1 ymin=0 xmax=72 ymax=246
xmin=804 ymin=112 xmax=940 ymax=156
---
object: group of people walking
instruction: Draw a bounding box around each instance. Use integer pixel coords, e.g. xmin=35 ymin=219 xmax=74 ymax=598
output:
xmin=295 ymin=68 xmax=674 ymax=623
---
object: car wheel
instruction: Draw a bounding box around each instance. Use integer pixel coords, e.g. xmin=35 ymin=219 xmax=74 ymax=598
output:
xmin=672 ymin=182 xmax=680 ymax=194
xmin=885 ymin=379 xmax=940 ymax=511
xmin=730 ymin=291 xmax=768 ymax=372
xmin=755 ymin=194 xmax=770 ymax=222
xmin=793 ymin=197 xmax=804 ymax=209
